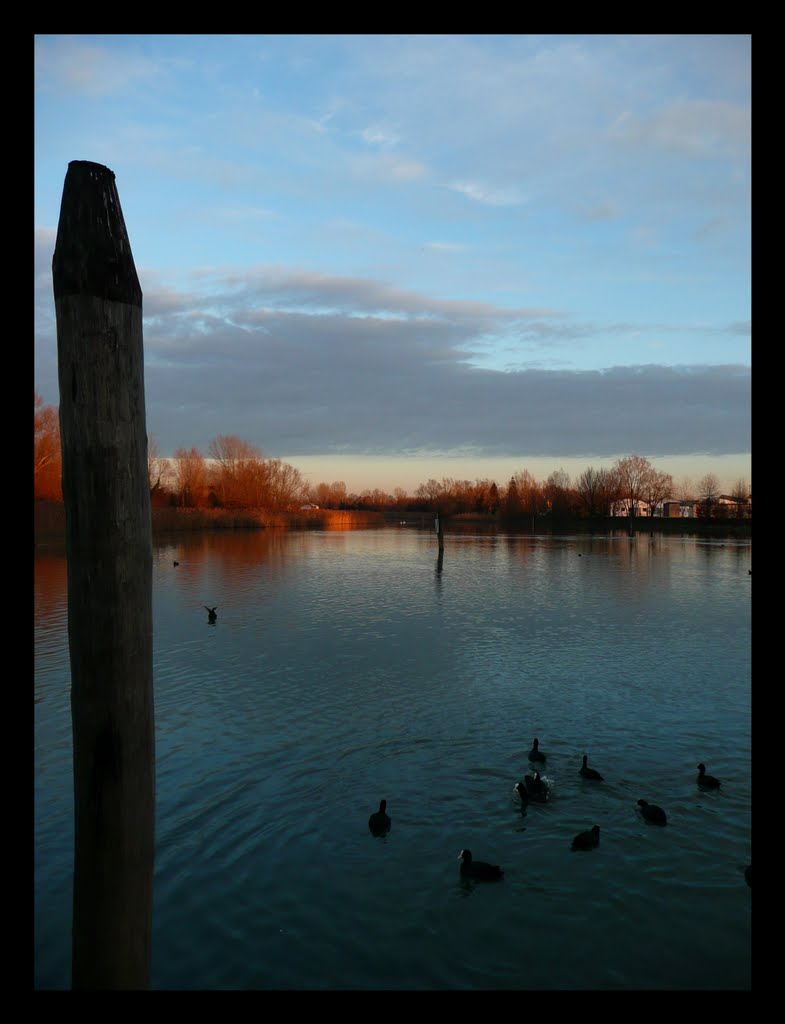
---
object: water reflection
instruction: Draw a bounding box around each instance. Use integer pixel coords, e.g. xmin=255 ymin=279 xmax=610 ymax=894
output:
xmin=35 ymin=527 xmax=751 ymax=991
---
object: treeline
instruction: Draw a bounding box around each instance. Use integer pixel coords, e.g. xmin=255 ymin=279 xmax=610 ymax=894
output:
xmin=34 ymin=393 xmax=751 ymax=519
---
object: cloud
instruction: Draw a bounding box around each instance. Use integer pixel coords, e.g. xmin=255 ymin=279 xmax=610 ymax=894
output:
xmin=448 ymin=181 xmax=528 ymax=206
xmin=34 ymin=262 xmax=749 ymax=463
xmin=34 ymin=36 xmax=161 ymax=97
xmin=609 ymin=99 xmax=750 ymax=159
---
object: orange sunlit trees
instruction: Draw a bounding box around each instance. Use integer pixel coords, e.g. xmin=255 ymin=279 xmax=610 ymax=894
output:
xmin=312 ymin=480 xmax=348 ymax=509
xmin=266 ymin=458 xmax=308 ymax=508
xmin=173 ymin=447 xmax=208 ymax=507
xmin=34 ymin=392 xmax=62 ymax=501
xmin=147 ymin=434 xmax=170 ymax=501
xmin=544 ymin=468 xmax=574 ymax=518
xmin=208 ymin=434 xmax=269 ymax=507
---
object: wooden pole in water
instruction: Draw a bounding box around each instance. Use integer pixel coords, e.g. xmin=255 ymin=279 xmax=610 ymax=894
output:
xmin=53 ymin=160 xmax=155 ymax=990
xmin=434 ymin=511 xmax=444 ymax=552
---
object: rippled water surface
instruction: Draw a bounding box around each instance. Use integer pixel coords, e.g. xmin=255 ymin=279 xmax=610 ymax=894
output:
xmin=35 ymin=528 xmax=752 ymax=990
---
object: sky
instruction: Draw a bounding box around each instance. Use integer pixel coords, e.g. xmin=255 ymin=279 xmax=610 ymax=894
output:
xmin=34 ymin=34 xmax=751 ymax=495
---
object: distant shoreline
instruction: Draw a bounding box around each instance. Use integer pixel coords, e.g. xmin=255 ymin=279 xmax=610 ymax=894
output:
xmin=34 ymin=501 xmax=751 ymax=541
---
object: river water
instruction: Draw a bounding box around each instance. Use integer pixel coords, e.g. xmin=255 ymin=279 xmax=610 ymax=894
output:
xmin=34 ymin=527 xmax=752 ymax=990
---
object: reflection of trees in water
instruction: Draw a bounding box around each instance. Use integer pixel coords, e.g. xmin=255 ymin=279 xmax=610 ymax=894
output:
xmin=34 ymin=551 xmax=69 ymax=624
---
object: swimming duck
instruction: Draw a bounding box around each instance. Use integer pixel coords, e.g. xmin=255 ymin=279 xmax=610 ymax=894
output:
xmin=513 ymin=781 xmax=529 ymax=804
xmin=637 ymin=799 xmax=667 ymax=825
xmin=580 ymin=754 xmax=604 ymax=781
xmin=696 ymin=763 xmax=721 ymax=789
xmin=173 ymin=560 xmax=179 ymax=567
xmin=458 ymin=849 xmax=503 ymax=880
xmin=528 ymin=737 xmax=546 ymax=763
xmin=368 ymin=799 xmax=391 ymax=836
xmin=571 ymin=824 xmax=600 ymax=850
xmin=204 ymin=606 xmax=217 ymax=623
xmin=524 ymin=772 xmax=549 ymax=802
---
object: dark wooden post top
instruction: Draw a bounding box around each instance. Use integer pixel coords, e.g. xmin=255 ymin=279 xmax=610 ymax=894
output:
xmin=52 ymin=160 xmax=142 ymax=306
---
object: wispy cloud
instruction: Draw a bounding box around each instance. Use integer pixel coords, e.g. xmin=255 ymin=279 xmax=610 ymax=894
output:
xmin=35 ymin=35 xmax=161 ymax=97
xmin=448 ymin=181 xmax=528 ymax=206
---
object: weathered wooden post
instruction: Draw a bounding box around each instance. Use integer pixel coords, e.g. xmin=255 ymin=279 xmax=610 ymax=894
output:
xmin=434 ymin=511 xmax=444 ymax=552
xmin=53 ymin=160 xmax=155 ymax=990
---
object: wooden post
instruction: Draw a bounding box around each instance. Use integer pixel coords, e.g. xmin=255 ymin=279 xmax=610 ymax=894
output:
xmin=434 ymin=511 xmax=444 ymax=552
xmin=53 ymin=161 xmax=155 ymax=990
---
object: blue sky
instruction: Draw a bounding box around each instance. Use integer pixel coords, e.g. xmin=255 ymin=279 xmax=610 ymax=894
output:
xmin=34 ymin=34 xmax=751 ymax=494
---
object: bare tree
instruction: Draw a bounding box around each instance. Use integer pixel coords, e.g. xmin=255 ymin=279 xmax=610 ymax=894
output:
xmin=266 ymin=458 xmax=308 ymax=508
xmin=173 ymin=447 xmax=208 ymax=507
xmin=642 ymin=469 xmax=674 ymax=517
xmin=147 ymin=434 xmax=170 ymax=498
xmin=312 ymin=480 xmax=348 ymax=509
xmin=544 ymin=468 xmax=572 ymax=517
xmin=575 ymin=466 xmax=617 ymax=517
xmin=208 ymin=434 xmax=268 ymax=506
xmin=730 ymin=477 xmax=750 ymax=518
xmin=34 ymin=391 xmax=62 ymax=500
xmin=613 ymin=454 xmax=655 ymax=516
xmin=696 ymin=472 xmax=721 ymax=518
xmin=673 ymin=476 xmax=696 ymax=501
xmin=416 ymin=478 xmax=446 ymax=508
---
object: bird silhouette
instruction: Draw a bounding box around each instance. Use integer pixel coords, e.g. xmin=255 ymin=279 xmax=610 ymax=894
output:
xmin=458 ymin=849 xmax=503 ymax=880
xmin=637 ymin=799 xmax=667 ymax=825
xmin=528 ymin=737 xmax=546 ymax=763
xmin=368 ymin=799 xmax=391 ymax=836
xmin=580 ymin=754 xmax=604 ymax=781
xmin=571 ymin=824 xmax=600 ymax=850
xmin=204 ymin=606 xmax=217 ymax=623
xmin=524 ymin=772 xmax=549 ymax=802
xmin=696 ymin=763 xmax=721 ymax=789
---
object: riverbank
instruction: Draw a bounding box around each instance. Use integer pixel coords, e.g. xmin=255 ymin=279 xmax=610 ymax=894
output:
xmin=35 ymin=500 xmax=751 ymax=542
xmin=34 ymin=501 xmax=386 ymax=540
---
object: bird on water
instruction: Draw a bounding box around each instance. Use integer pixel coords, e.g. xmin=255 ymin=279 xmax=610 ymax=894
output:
xmin=637 ymin=799 xmax=667 ymax=825
xmin=571 ymin=825 xmax=600 ymax=851
xmin=458 ymin=849 xmax=504 ymax=880
xmin=580 ymin=754 xmax=604 ymax=781
xmin=524 ymin=772 xmax=549 ymax=802
xmin=528 ymin=737 xmax=546 ymax=763
xmin=696 ymin=763 xmax=721 ymax=789
xmin=204 ymin=606 xmax=217 ymax=623
xmin=368 ymin=799 xmax=391 ymax=836
xmin=173 ymin=560 xmax=179 ymax=567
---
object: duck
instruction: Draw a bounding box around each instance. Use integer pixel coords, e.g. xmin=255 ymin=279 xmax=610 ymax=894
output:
xmin=637 ymin=799 xmax=667 ymax=825
xmin=173 ymin=560 xmax=179 ymax=567
xmin=513 ymin=781 xmax=529 ymax=805
xmin=458 ymin=849 xmax=503 ymax=880
xmin=744 ymin=864 xmax=751 ymax=887
xmin=580 ymin=754 xmax=604 ymax=781
xmin=528 ymin=737 xmax=546 ymax=763
xmin=696 ymin=763 xmax=721 ymax=789
xmin=524 ymin=772 xmax=549 ymax=802
xmin=368 ymin=799 xmax=391 ymax=836
xmin=571 ymin=824 xmax=600 ymax=851
xmin=204 ymin=606 xmax=217 ymax=623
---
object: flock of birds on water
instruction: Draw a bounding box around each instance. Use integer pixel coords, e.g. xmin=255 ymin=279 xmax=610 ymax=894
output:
xmin=369 ymin=738 xmax=751 ymax=887
xmin=175 ymin=559 xmax=751 ymax=890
